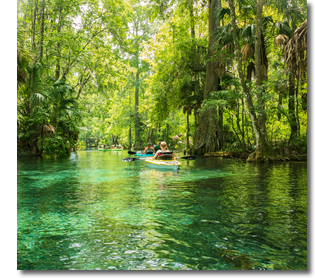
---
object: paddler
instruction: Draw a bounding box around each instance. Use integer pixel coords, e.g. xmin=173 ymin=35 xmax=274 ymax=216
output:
xmin=152 ymin=141 xmax=169 ymax=160
xmin=154 ymin=142 xmax=161 ymax=152
xmin=143 ymin=142 xmax=155 ymax=154
xmin=154 ymin=141 xmax=168 ymax=152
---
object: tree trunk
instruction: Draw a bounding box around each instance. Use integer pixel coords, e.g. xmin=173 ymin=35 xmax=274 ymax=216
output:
xmin=255 ymin=1 xmax=267 ymax=138
xmin=134 ymin=72 xmax=140 ymax=148
xmin=38 ymin=0 xmax=45 ymax=65
xmin=228 ymin=0 xmax=274 ymax=162
xmin=193 ymin=0 xmax=222 ymax=155
xmin=31 ymin=0 xmax=38 ymax=51
xmin=186 ymin=111 xmax=190 ymax=151
xmin=288 ymin=71 xmax=298 ymax=141
xmin=189 ymin=0 xmax=195 ymax=39
xmin=129 ymin=126 xmax=132 ymax=149
xmin=129 ymin=89 xmax=132 ymax=148
xmin=30 ymin=0 xmax=39 ymax=97
xmin=218 ymin=79 xmax=223 ymax=130
xmin=277 ymin=88 xmax=282 ymax=121
xmin=189 ymin=0 xmax=196 ymax=66
xmin=55 ymin=7 xmax=63 ymax=80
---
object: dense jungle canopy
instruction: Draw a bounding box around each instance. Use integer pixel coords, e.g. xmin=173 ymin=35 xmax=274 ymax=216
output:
xmin=17 ymin=0 xmax=307 ymax=162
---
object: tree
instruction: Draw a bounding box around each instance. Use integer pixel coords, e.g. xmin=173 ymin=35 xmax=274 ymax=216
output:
xmin=194 ymin=0 xmax=223 ymax=155
xmin=126 ymin=3 xmax=152 ymax=148
xmin=228 ymin=0 xmax=275 ymax=162
xmin=17 ymin=26 xmax=34 ymax=87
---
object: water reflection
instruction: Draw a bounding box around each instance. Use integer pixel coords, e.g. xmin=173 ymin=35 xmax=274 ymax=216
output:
xmin=17 ymin=151 xmax=307 ymax=270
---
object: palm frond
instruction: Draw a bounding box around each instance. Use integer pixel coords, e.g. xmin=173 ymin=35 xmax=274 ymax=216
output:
xmin=284 ymin=20 xmax=307 ymax=77
xmin=241 ymin=43 xmax=253 ymax=61
xmin=64 ymin=108 xmax=82 ymax=119
xmin=274 ymin=34 xmax=289 ymax=47
xmin=53 ymin=79 xmax=66 ymax=87
xmin=214 ymin=23 xmax=234 ymax=45
xmin=262 ymin=16 xmax=273 ymax=27
xmin=271 ymin=21 xmax=293 ymax=37
xmin=241 ymin=24 xmax=256 ymax=38
xmin=41 ymin=124 xmax=55 ymax=137
xmin=217 ymin=7 xmax=230 ymax=20
xmin=31 ymin=92 xmax=47 ymax=105
xmin=222 ymin=41 xmax=234 ymax=54
xmin=60 ymin=98 xmax=78 ymax=107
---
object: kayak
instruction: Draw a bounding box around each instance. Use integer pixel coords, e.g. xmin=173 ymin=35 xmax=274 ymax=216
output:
xmin=98 ymin=149 xmax=123 ymax=151
xmin=145 ymin=157 xmax=181 ymax=170
xmin=136 ymin=151 xmax=155 ymax=157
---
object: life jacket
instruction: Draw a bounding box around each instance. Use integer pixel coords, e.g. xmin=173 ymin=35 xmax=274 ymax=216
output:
xmin=145 ymin=149 xmax=154 ymax=154
xmin=156 ymin=151 xmax=173 ymax=160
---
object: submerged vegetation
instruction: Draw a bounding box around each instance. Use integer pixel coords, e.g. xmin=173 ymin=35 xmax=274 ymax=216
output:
xmin=17 ymin=0 xmax=307 ymax=161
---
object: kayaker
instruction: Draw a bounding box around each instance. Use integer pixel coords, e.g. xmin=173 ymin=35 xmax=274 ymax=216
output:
xmin=152 ymin=141 xmax=169 ymax=160
xmin=143 ymin=143 xmax=155 ymax=154
xmin=154 ymin=141 xmax=168 ymax=152
xmin=154 ymin=142 xmax=161 ymax=152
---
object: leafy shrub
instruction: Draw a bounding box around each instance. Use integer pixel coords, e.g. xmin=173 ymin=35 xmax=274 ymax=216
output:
xmin=76 ymin=140 xmax=86 ymax=150
xmin=42 ymin=135 xmax=70 ymax=156
xmin=290 ymin=135 xmax=307 ymax=153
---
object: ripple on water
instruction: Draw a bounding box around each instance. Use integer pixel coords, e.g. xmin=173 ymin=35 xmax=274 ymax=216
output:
xmin=17 ymin=152 xmax=307 ymax=270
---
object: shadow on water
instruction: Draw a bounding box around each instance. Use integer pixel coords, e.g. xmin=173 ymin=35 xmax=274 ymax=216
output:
xmin=17 ymin=151 xmax=307 ymax=270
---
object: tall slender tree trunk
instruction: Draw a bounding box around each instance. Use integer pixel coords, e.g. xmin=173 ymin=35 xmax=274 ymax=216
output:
xmin=255 ymin=2 xmax=267 ymax=138
xmin=30 ymin=0 xmax=39 ymax=98
xmin=129 ymin=90 xmax=132 ymax=148
xmin=288 ymin=71 xmax=298 ymax=141
xmin=134 ymin=72 xmax=140 ymax=148
xmin=189 ymin=0 xmax=195 ymax=64
xmin=38 ymin=0 xmax=45 ymax=65
xmin=55 ymin=7 xmax=62 ymax=80
xmin=228 ymin=0 xmax=273 ymax=162
xmin=186 ymin=111 xmax=190 ymax=150
xmin=31 ymin=0 xmax=38 ymax=51
xmin=129 ymin=126 xmax=132 ymax=148
xmin=193 ymin=0 xmax=222 ymax=155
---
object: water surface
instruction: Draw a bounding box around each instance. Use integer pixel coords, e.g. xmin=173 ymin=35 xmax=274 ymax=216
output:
xmin=17 ymin=150 xmax=307 ymax=270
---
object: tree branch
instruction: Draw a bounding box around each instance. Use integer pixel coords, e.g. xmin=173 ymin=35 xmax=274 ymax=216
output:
xmin=61 ymin=28 xmax=107 ymax=79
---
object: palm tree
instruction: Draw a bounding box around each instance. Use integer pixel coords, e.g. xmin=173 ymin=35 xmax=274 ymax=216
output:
xmin=27 ymin=79 xmax=81 ymax=151
xmin=37 ymin=79 xmax=81 ymax=128
xmin=284 ymin=20 xmax=307 ymax=80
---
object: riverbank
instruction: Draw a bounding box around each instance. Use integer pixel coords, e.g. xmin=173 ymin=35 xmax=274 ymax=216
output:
xmin=203 ymin=151 xmax=307 ymax=161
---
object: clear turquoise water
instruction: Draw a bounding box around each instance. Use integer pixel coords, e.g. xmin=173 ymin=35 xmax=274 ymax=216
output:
xmin=17 ymin=150 xmax=307 ymax=270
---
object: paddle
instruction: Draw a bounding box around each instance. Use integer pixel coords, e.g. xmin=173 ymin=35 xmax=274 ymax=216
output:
xmin=177 ymin=155 xmax=198 ymax=160
xmin=122 ymin=155 xmax=198 ymax=162
xmin=122 ymin=157 xmax=139 ymax=162
xmin=128 ymin=150 xmax=137 ymax=154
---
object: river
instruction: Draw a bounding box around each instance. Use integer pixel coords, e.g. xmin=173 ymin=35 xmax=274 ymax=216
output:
xmin=17 ymin=149 xmax=307 ymax=270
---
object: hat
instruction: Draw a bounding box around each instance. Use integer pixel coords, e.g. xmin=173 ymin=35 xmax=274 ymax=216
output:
xmin=148 ymin=142 xmax=152 ymax=145
xmin=160 ymin=141 xmax=167 ymax=146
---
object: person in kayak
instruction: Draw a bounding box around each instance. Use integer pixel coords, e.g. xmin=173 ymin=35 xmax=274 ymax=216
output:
xmin=154 ymin=141 xmax=168 ymax=152
xmin=143 ymin=142 xmax=155 ymax=154
xmin=154 ymin=142 xmax=161 ymax=152
xmin=152 ymin=141 xmax=170 ymax=160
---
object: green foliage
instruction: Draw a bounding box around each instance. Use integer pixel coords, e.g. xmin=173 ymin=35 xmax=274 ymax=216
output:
xmin=76 ymin=140 xmax=86 ymax=150
xmin=17 ymin=0 xmax=307 ymax=157
xmin=289 ymin=135 xmax=307 ymax=154
xmin=42 ymin=136 xmax=70 ymax=156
